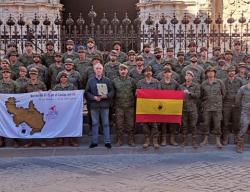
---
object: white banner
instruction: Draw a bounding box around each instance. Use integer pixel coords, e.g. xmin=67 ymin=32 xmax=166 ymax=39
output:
xmin=0 ymin=90 xmax=83 ymax=138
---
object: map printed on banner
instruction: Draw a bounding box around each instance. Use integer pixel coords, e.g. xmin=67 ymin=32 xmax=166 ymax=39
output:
xmin=0 ymin=90 xmax=84 ymax=138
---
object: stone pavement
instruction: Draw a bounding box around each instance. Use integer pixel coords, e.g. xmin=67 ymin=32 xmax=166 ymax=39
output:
xmin=1 ymin=145 xmax=250 ymax=192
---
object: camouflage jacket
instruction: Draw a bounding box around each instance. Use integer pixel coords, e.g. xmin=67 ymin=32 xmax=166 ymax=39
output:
xmin=137 ymin=78 xmax=160 ymax=90
xmin=18 ymin=53 xmax=34 ymax=67
xmin=15 ymin=77 xmax=29 ymax=93
xmin=27 ymin=64 xmax=49 ymax=84
xmin=62 ymin=51 xmax=79 ymax=63
xmin=86 ymin=49 xmax=103 ymax=61
xmin=10 ymin=60 xmax=24 ymax=80
xmin=52 ymin=82 xmax=76 ymax=91
xmin=104 ymin=61 xmax=121 ymax=81
xmin=117 ymin=51 xmax=127 ymax=63
xmin=236 ymin=84 xmax=250 ymax=110
xmin=0 ymin=79 xmax=16 ymax=93
xmin=201 ymin=79 xmax=226 ymax=111
xmin=113 ymin=76 xmax=136 ymax=108
xmin=159 ymin=79 xmax=180 ymax=90
xmin=41 ymin=51 xmax=56 ymax=67
xmin=156 ymin=70 xmax=180 ymax=83
xmin=129 ymin=68 xmax=144 ymax=83
xmin=149 ymin=58 xmax=166 ymax=77
xmin=59 ymin=70 xmax=82 ymax=89
xmin=48 ymin=63 xmax=64 ymax=89
xmin=140 ymin=52 xmax=155 ymax=66
xmin=26 ymin=79 xmax=47 ymax=92
xmin=182 ymin=64 xmax=205 ymax=84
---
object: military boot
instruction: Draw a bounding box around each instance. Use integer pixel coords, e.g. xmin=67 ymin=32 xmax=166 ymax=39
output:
xmin=236 ymin=137 xmax=244 ymax=153
xmin=200 ymin=135 xmax=208 ymax=146
xmin=116 ymin=136 xmax=123 ymax=147
xmin=170 ymin=135 xmax=178 ymax=146
xmin=216 ymin=136 xmax=223 ymax=149
xmin=192 ymin=136 xmax=199 ymax=149
xmin=182 ymin=135 xmax=188 ymax=147
xmin=128 ymin=135 xmax=136 ymax=147
xmin=143 ymin=137 xmax=150 ymax=149
xmin=153 ymin=137 xmax=160 ymax=149
xmin=222 ymin=134 xmax=229 ymax=145
xmin=0 ymin=137 xmax=5 ymax=147
xmin=160 ymin=136 xmax=166 ymax=146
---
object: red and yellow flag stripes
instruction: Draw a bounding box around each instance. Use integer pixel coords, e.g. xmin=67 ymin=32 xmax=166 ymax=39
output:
xmin=136 ymin=89 xmax=184 ymax=123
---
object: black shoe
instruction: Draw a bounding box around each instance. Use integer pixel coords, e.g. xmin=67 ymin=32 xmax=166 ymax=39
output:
xmin=89 ymin=143 xmax=98 ymax=148
xmin=105 ymin=143 xmax=112 ymax=149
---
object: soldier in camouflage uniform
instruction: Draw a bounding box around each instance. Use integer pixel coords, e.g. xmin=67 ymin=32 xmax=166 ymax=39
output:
xmin=182 ymin=54 xmax=205 ymax=84
xmin=62 ymin=39 xmax=79 ymax=63
xmin=243 ymin=54 xmax=250 ymax=74
xmin=232 ymin=40 xmax=246 ymax=65
xmin=123 ymin=50 xmax=137 ymax=71
xmin=113 ymin=64 xmax=136 ymax=146
xmin=58 ymin=58 xmax=82 ymax=89
xmin=74 ymin=46 xmax=91 ymax=88
xmin=41 ymin=40 xmax=56 ymax=68
xmin=104 ymin=50 xmax=121 ymax=81
xmin=179 ymin=70 xmax=200 ymax=148
xmin=166 ymin=47 xmax=177 ymax=65
xmin=215 ymin=54 xmax=230 ymax=80
xmin=235 ymin=73 xmax=250 ymax=153
xmin=15 ymin=66 xmax=29 ymax=93
xmin=23 ymin=68 xmax=47 ymax=148
xmin=149 ymin=47 xmax=166 ymax=78
xmin=198 ymin=47 xmax=211 ymax=70
xmin=137 ymin=66 xmax=161 ymax=149
xmin=236 ymin=63 xmax=248 ymax=85
xmin=5 ymin=42 xmax=18 ymax=58
xmin=129 ymin=55 xmax=145 ymax=83
xmin=27 ymin=53 xmax=48 ymax=84
xmin=140 ymin=43 xmax=155 ymax=66
xmin=112 ymin=41 xmax=127 ymax=63
xmin=222 ymin=66 xmax=243 ymax=145
xmin=85 ymin=38 xmax=103 ymax=61
xmin=208 ymin=46 xmax=221 ymax=67
xmin=172 ymin=51 xmax=189 ymax=78
xmin=159 ymin=67 xmax=180 ymax=146
xmin=156 ymin=62 xmax=180 ymax=83
xmin=224 ymin=49 xmax=236 ymax=66
xmin=18 ymin=41 xmax=34 ymax=67
xmin=0 ymin=68 xmax=17 ymax=148
xmin=200 ymin=66 xmax=226 ymax=149
xmin=48 ymin=52 xmax=64 ymax=89
xmin=184 ymin=42 xmax=197 ymax=62
xmin=8 ymin=51 xmax=24 ymax=80
xmin=53 ymin=72 xmax=79 ymax=147
xmin=0 ymin=59 xmax=12 ymax=80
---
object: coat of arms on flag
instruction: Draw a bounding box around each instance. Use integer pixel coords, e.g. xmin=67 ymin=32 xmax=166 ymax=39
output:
xmin=136 ymin=89 xmax=184 ymax=124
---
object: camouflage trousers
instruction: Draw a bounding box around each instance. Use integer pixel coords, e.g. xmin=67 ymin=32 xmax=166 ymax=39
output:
xmin=141 ymin=123 xmax=159 ymax=139
xmin=115 ymin=107 xmax=135 ymax=138
xmin=223 ymin=105 xmax=241 ymax=135
xmin=239 ymin=108 xmax=250 ymax=138
xmin=182 ymin=110 xmax=198 ymax=136
xmin=203 ymin=111 xmax=222 ymax=136
xmin=159 ymin=123 xmax=179 ymax=136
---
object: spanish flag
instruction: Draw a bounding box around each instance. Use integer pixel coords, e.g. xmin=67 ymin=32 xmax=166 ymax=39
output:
xmin=136 ymin=89 xmax=184 ymax=124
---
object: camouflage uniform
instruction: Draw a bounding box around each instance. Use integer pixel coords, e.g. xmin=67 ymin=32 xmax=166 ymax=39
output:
xmin=201 ymin=78 xmax=225 ymax=136
xmin=48 ymin=63 xmax=64 ymax=89
xmin=41 ymin=51 xmax=56 ymax=68
xmin=172 ymin=60 xmax=189 ymax=77
xmin=149 ymin=58 xmax=166 ymax=78
xmin=27 ymin=64 xmax=49 ymax=84
xmin=62 ymin=51 xmax=79 ymax=63
xmin=223 ymin=76 xmax=243 ymax=136
xmin=140 ymin=52 xmax=155 ymax=66
xmin=123 ymin=60 xmax=137 ymax=72
xmin=113 ymin=75 xmax=136 ymax=145
xmin=129 ymin=68 xmax=144 ymax=83
xmin=215 ymin=64 xmax=230 ymax=80
xmin=18 ymin=53 xmax=34 ymax=67
xmin=26 ymin=79 xmax=47 ymax=92
xmin=137 ymin=76 xmax=160 ymax=147
xmin=15 ymin=77 xmax=29 ymax=93
xmin=74 ymin=58 xmax=91 ymax=88
xmin=117 ymin=51 xmax=127 ymax=64
xmin=86 ymin=49 xmax=103 ymax=62
xmin=232 ymin=51 xmax=246 ymax=64
xmin=156 ymin=70 xmax=180 ymax=83
xmin=182 ymin=64 xmax=205 ymax=84
xmin=58 ymin=70 xmax=82 ymax=89
xmin=53 ymin=82 xmax=76 ymax=91
xmin=104 ymin=61 xmax=121 ymax=81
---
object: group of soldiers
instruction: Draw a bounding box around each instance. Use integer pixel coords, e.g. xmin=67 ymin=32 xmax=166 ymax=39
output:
xmin=0 ymin=38 xmax=249 ymax=153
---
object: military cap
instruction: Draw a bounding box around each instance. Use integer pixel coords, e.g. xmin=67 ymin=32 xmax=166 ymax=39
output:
xmin=33 ymin=53 xmax=41 ymax=58
xmin=218 ymin=54 xmax=226 ymax=61
xmin=19 ymin=66 xmax=27 ymax=72
xmin=58 ymin=71 xmax=68 ymax=79
xmin=205 ymin=66 xmax=217 ymax=74
xmin=186 ymin=70 xmax=194 ymax=77
xmin=233 ymin=39 xmax=241 ymax=45
xmin=143 ymin=43 xmax=150 ymax=49
xmin=190 ymin=52 xmax=197 ymax=58
xmin=200 ymin=47 xmax=208 ymax=52
xmin=177 ymin=51 xmax=185 ymax=56
xmin=66 ymin=39 xmax=74 ymax=45
xmin=142 ymin=65 xmax=152 ymax=73
xmin=213 ymin=46 xmax=221 ymax=51
xmin=8 ymin=51 xmax=19 ymax=58
xmin=1 ymin=59 xmax=10 ymax=65
xmin=243 ymin=54 xmax=250 ymax=62
xmin=7 ymin=42 xmax=17 ymax=48
xmin=128 ymin=50 xmax=136 ymax=56
xmin=164 ymin=66 xmax=172 ymax=73
xmin=55 ymin=52 xmax=62 ymax=57
xmin=154 ymin=47 xmax=163 ymax=54
xmin=91 ymin=55 xmax=103 ymax=64
xmin=2 ymin=68 xmax=11 ymax=73
xmin=110 ymin=50 xmax=118 ymax=57
xmin=188 ymin=41 xmax=197 ymax=47
xmin=46 ymin=40 xmax=54 ymax=46
xmin=78 ymin=46 xmax=87 ymax=53
xmin=165 ymin=60 xmax=173 ymax=66
xmin=190 ymin=56 xmax=198 ymax=62
xmin=119 ymin=64 xmax=128 ymax=70
xmin=64 ymin=58 xmax=74 ymax=65
xmin=238 ymin=62 xmax=247 ymax=68
xmin=227 ymin=65 xmax=236 ymax=72
xmin=113 ymin=41 xmax=122 ymax=47
xmin=166 ymin=47 xmax=174 ymax=52
xmin=136 ymin=55 xmax=144 ymax=61
xmin=87 ymin=38 xmax=95 ymax=44
xmin=224 ymin=49 xmax=233 ymax=55
xmin=29 ymin=67 xmax=39 ymax=75
xmin=25 ymin=41 xmax=33 ymax=47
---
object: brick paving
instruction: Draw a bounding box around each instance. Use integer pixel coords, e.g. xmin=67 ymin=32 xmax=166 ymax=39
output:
xmin=1 ymin=147 xmax=250 ymax=192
